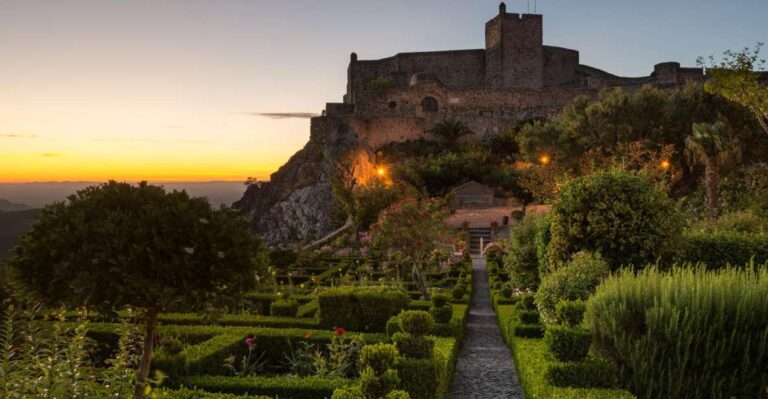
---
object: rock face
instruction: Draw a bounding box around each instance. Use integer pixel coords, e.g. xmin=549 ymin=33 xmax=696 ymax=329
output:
xmin=234 ymin=117 xmax=376 ymax=245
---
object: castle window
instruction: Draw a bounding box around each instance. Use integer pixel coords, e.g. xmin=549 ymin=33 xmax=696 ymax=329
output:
xmin=421 ymin=97 xmax=438 ymax=113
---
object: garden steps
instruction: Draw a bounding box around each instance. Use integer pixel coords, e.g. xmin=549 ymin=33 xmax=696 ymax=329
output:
xmin=448 ymin=257 xmax=524 ymax=399
xmin=468 ymin=228 xmax=493 ymax=255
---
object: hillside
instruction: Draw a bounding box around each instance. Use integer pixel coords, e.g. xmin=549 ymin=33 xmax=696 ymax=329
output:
xmin=0 ymin=199 xmax=31 ymax=212
xmin=0 ymin=209 xmax=39 ymax=259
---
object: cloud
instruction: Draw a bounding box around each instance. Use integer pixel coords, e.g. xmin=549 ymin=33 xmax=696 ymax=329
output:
xmin=1 ymin=133 xmax=38 ymax=138
xmin=39 ymin=153 xmax=63 ymax=158
xmin=245 ymin=112 xmax=319 ymax=119
xmin=90 ymin=137 xmax=215 ymax=144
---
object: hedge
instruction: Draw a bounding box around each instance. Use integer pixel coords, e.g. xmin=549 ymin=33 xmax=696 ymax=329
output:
xmin=397 ymin=337 xmax=458 ymax=399
xmin=318 ymin=287 xmax=410 ymax=332
xmin=176 ymin=375 xmax=349 ymax=399
xmin=154 ymin=327 xmax=386 ymax=377
xmin=163 ymin=387 xmax=274 ymax=399
xmin=495 ymin=305 xmax=634 ymax=399
xmin=156 ymin=313 xmax=319 ymax=329
xmin=676 ymin=231 xmax=768 ymax=267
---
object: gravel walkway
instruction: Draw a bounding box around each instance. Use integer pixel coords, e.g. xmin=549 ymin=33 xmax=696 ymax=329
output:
xmin=447 ymin=257 xmax=524 ymax=399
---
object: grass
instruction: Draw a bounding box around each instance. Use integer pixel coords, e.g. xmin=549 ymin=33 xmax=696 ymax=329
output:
xmin=496 ymin=305 xmax=635 ymax=399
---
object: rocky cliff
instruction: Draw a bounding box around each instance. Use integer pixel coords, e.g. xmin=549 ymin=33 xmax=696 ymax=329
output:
xmin=234 ymin=117 xmax=377 ymax=245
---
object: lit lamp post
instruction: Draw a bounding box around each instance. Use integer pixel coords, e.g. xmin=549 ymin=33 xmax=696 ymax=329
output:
xmin=377 ymin=166 xmax=386 ymax=177
xmin=660 ymin=160 xmax=671 ymax=171
xmin=539 ymin=154 xmax=551 ymax=166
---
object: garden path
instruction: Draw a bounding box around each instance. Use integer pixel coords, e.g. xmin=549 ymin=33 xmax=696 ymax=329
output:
xmin=447 ymin=256 xmax=524 ymax=399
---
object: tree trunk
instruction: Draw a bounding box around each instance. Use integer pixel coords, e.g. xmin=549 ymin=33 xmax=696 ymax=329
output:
xmin=412 ymin=263 xmax=430 ymax=300
xmin=134 ymin=306 xmax=159 ymax=399
xmin=705 ymin=161 xmax=720 ymax=221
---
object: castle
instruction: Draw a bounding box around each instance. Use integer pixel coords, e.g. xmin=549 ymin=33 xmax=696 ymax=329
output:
xmin=237 ymin=3 xmax=707 ymax=244
xmin=317 ymin=2 xmax=705 ymax=149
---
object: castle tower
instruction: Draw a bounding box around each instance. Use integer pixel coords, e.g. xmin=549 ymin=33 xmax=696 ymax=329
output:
xmin=485 ymin=2 xmax=544 ymax=89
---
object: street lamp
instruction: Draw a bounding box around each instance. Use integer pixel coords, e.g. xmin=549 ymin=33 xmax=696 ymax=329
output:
xmin=539 ymin=154 xmax=551 ymax=166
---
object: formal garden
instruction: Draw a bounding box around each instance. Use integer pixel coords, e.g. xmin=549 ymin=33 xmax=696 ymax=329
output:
xmin=1 ymin=46 xmax=767 ymax=398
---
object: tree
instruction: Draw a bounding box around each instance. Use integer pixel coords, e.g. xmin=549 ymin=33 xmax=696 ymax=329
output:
xmin=701 ymin=43 xmax=768 ymax=135
xmin=371 ymin=198 xmax=450 ymax=298
xmin=685 ymin=122 xmax=742 ymax=220
xmin=428 ymin=119 xmax=473 ymax=145
xmin=7 ymin=181 xmax=267 ymax=398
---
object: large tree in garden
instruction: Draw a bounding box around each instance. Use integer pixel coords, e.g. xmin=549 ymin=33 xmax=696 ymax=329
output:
xmin=701 ymin=43 xmax=768 ymax=135
xmin=685 ymin=121 xmax=742 ymax=220
xmin=371 ymin=198 xmax=450 ymax=298
xmin=7 ymin=181 xmax=267 ymax=398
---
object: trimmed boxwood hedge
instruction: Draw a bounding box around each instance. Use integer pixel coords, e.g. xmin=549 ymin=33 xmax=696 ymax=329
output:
xmin=677 ymin=231 xmax=768 ymax=267
xmin=495 ymin=305 xmax=634 ymax=399
xmin=318 ymin=287 xmax=410 ymax=332
xmin=163 ymin=387 xmax=274 ymax=399
xmin=176 ymin=375 xmax=349 ymax=399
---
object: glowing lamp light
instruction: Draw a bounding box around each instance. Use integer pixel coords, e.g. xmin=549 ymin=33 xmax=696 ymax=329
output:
xmin=377 ymin=166 xmax=386 ymax=177
xmin=660 ymin=160 xmax=671 ymax=170
xmin=539 ymin=154 xmax=551 ymax=165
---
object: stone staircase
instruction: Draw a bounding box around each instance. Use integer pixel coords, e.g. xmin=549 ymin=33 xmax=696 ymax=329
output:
xmin=468 ymin=227 xmax=493 ymax=255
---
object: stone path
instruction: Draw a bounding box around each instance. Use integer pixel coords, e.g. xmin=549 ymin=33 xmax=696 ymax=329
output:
xmin=447 ymin=257 xmax=524 ymax=399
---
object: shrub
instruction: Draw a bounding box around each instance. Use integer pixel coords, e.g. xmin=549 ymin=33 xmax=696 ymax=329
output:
xmin=555 ymin=300 xmax=586 ymax=327
xmin=385 ymin=316 xmax=403 ymax=338
xmin=677 ymin=230 xmax=768 ymax=267
xmin=396 ymin=359 xmax=439 ymax=399
xmin=536 ymin=252 xmax=609 ymax=324
xmin=428 ymin=305 xmax=452 ymax=325
xmin=498 ymin=284 xmax=513 ymax=298
xmin=548 ymin=169 xmax=682 ymax=270
xmin=534 ymin=213 xmax=552 ymax=276
xmin=176 ymin=375 xmax=347 ymax=399
xmin=431 ymin=293 xmax=449 ymax=308
xmin=690 ymin=209 xmax=768 ymax=234
xmin=513 ymin=324 xmax=545 ymax=338
xmin=392 ymin=333 xmax=434 ymax=360
xmin=318 ymin=287 xmax=410 ymax=332
xmin=361 ymin=343 xmax=400 ymax=374
xmin=360 ymin=368 xmax=401 ymax=398
xmin=544 ymin=326 xmax=591 ymax=362
xmin=518 ymin=310 xmax=540 ymax=325
xmin=398 ymin=311 xmax=434 ymax=336
xmin=517 ymin=293 xmax=536 ymax=311
xmin=451 ymin=285 xmax=466 ymax=301
xmin=504 ymin=213 xmax=547 ymax=289
xmin=164 ymin=388 xmax=273 ymax=399
xmin=269 ymin=299 xmax=299 ymax=317
xmin=544 ymin=359 xmax=620 ymax=388
xmin=586 ymin=265 xmax=768 ymax=398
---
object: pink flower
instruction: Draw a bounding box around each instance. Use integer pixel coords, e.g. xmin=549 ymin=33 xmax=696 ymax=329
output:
xmin=244 ymin=337 xmax=254 ymax=346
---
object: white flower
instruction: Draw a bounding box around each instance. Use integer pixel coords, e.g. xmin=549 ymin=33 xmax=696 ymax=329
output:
xmin=217 ymin=251 xmax=226 ymax=259
xmin=199 ymin=218 xmax=209 ymax=224
xmin=184 ymin=247 xmax=194 ymax=254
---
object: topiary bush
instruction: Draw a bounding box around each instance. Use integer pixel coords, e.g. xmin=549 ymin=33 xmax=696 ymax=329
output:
xmin=544 ymin=359 xmax=620 ymax=389
xmin=555 ymin=300 xmax=586 ymax=327
xmin=548 ymin=169 xmax=681 ymax=270
xmin=269 ymin=299 xmax=299 ymax=317
xmin=451 ymin=285 xmax=466 ymax=301
xmin=398 ymin=311 xmax=434 ymax=336
xmin=544 ymin=326 xmax=592 ymax=362
xmin=586 ymin=265 xmax=768 ymax=398
xmin=518 ymin=310 xmax=540 ymax=325
xmin=513 ymin=324 xmax=545 ymax=338
xmin=504 ymin=213 xmax=548 ymax=289
xmin=318 ymin=287 xmax=410 ymax=332
xmin=392 ymin=332 xmax=434 ymax=360
xmin=536 ymin=251 xmax=609 ymax=325
xmin=396 ymin=359 xmax=439 ymax=399
xmin=428 ymin=305 xmax=452 ymax=325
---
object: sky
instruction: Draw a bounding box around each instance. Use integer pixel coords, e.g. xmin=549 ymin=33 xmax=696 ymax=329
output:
xmin=1 ymin=0 xmax=766 ymax=183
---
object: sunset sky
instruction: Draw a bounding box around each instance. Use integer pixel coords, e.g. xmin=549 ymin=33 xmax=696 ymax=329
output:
xmin=2 ymin=0 xmax=766 ymax=183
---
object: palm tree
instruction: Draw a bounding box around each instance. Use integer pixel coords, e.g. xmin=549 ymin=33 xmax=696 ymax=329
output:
xmin=685 ymin=121 xmax=741 ymax=220
xmin=429 ymin=119 xmax=473 ymax=144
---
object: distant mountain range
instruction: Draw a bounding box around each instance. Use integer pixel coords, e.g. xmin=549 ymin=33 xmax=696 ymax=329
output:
xmin=0 ymin=199 xmax=31 ymax=212
xmin=0 ymin=181 xmax=247 ymax=260
xmin=0 ymin=181 xmax=245 ymax=208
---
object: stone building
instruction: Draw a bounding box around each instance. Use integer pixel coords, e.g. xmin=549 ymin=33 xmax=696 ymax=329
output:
xmin=450 ymin=181 xmax=497 ymax=209
xmin=236 ymin=3 xmax=708 ymax=244
xmin=321 ymin=2 xmax=706 ymax=148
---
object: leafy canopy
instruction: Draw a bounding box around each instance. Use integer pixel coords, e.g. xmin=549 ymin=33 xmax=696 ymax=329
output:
xmin=8 ymin=181 xmax=267 ymax=312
